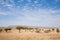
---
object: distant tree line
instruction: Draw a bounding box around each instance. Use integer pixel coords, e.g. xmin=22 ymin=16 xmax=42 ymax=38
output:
xmin=0 ymin=26 xmax=60 ymax=33
xmin=16 ymin=26 xmax=33 ymax=32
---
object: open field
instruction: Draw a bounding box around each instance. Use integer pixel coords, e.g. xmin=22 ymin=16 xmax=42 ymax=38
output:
xmin=0 ymin=27 xmax=60 ymax=40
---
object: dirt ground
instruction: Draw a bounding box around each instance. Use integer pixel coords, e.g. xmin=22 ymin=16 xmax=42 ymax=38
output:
xmin=0 ymin=29 xmax=60 ymax=40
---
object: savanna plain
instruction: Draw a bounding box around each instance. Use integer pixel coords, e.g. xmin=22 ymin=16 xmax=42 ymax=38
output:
xmin=0 ymin=27 xmax=60 ymax=40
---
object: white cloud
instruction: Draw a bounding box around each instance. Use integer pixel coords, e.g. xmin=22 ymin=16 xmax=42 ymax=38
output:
xmin=6 ymin=4 xmax=13 ymax=8
xmin=0 ymin=0 xmax=5 ymax=4
xmin=18 ymin=0 xmax=24 ymax=2
xmin=0 ymin=12 xmax=8 ymax=15
xmin=15 ymin=7 xmax=60 ymax=27
xmin=54 ymin=0 xmax=59 ymax=2
xmin=37 ymin=9 xmax=60 ymax=15
xmin=34 ymin=0 xmax=39 ymax=4
xmin=0 ymin=0 xmax=60 ymax=27
xmin=27 ymin=0 xmax=32 ymax=3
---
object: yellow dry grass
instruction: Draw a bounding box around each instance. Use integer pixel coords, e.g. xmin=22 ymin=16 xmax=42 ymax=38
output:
xmin=0 ymin=29 xmax=60 ymax=40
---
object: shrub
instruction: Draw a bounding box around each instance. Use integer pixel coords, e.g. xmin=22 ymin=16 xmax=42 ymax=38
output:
xmin=52 ymin=28 xmax=55 ymax=31
xmin=44 ymin=29 xmax=51 ymax=33
xmin=4 ymin=28 xmax=11 ymax=32
xmin=56 ymin=28 xmax=60 ymax=33
xmin=35 ymin=30 xmax=40 ymax=33
xmin=0 ymin=29 xmax=2 ymax=32
xmin=28 ymin=28 xmax=33 ymax=30
xmin=35 ymin=28 xmax=40 ymax=33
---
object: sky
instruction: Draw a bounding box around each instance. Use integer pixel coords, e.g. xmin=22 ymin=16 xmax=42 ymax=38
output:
xmin=0 ymin=0 xmax=60 ymax=27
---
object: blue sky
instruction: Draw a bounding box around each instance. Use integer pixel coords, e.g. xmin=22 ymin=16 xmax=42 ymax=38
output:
xmin=0 ymin=0 xmax=60 ymax=27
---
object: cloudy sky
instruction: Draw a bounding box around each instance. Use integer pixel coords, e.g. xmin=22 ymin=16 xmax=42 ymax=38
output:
xmin=0 ymin=0 xmax=60 ymax=27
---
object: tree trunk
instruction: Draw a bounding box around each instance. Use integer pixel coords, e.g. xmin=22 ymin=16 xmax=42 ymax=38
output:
xmin=19 ymin=29 xmax=21 ymax=33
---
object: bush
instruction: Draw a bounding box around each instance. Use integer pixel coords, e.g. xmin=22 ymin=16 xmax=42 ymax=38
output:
xmin=35 ymin=28 xmax=40 ymax=33
xmin=52 ymin=28 xmax=54 ymax=31
xmin=0 ymin=29 xmax=2 ymax=32
xmin=44 ymin=29 xmax=51 ymax=33
xmin=4 ymin=28 xmax=11 ymax=32
xmin=56 ymin=28 xmax=60 ymax=33
xmin=35 ymin=30 xmax=40 ymax=33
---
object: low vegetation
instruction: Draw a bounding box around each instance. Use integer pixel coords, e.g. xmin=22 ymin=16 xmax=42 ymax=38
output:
xmin=4 ymin=28 xmax=12 ymax=32
xmin=52 ymin=28 xmax=55 ymax=31
xmin=0 ymin=26 xmax=60 ymax=33
xmin=56 ymin=28 xmax=60 ymax=33
xmin=0 ymin=26 xmax=60 ymax=40
xmin=0 ymin=29 xmax=2 ymax=32
xmin=44 ymin=29 xmax=51 ymax=33
xmin=16 ymin=26 xmax=28 ymax=32
xmin=35 ymin=28 xmax=40 ymax=33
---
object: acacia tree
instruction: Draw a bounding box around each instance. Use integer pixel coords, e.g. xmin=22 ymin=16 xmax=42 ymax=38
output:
xmin=16 ymin=26 xmax=24 ymax=32
xmin=16 ymin=26 xmax=33 ymax=32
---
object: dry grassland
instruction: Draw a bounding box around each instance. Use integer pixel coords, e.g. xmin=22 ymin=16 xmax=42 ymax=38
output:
xmin=0 ymin=28 xmax=60 ymax=40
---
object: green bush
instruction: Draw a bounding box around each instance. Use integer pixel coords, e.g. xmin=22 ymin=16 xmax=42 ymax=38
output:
xmin=4 ymin=28 xmax=11 ymax=32
xmin=16 ymin=26 xmax=28 ymax=32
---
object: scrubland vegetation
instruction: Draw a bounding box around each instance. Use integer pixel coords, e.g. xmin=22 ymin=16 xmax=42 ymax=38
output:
xmin=0 ymin=26 xmax=60 ymax=40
